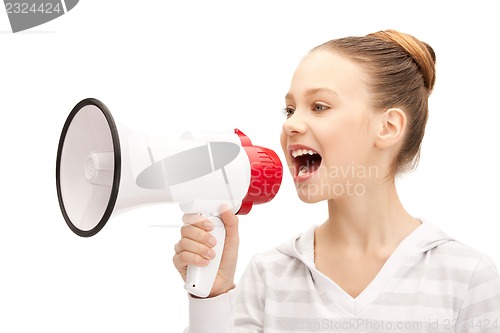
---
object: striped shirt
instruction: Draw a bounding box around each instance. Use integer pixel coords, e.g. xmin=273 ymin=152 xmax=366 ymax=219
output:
xmin=186 ymin=220 xmax=500 ymax=332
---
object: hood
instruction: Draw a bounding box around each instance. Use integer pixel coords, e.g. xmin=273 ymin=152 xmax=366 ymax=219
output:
xmin=276 ymin=219 xmax=454 ymax=268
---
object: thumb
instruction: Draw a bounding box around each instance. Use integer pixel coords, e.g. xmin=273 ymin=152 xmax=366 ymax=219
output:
xmin=219 ymin=205 xmax=239 ymax=243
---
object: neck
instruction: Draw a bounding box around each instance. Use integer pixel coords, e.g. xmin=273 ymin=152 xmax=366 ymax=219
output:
xmin=320 ymin=179 xmax=420 ymax=253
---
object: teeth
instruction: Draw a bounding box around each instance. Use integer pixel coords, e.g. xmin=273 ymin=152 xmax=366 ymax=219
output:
xmin=291 ymin=149 xmax=318 ymax=158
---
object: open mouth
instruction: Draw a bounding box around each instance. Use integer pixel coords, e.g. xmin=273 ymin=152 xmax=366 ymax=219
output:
xmin=290 ymin=147 xmax=322 ymax=179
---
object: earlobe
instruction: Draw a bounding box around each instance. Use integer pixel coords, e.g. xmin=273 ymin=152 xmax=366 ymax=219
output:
xmin=375 ymin=108 xmax=406 ymax=148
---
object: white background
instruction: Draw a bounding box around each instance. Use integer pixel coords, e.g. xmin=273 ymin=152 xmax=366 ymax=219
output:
xmin=1 ymin=1 xmax=499 ymax=332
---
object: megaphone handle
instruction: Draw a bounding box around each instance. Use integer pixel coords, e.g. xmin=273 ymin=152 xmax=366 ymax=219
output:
xmin=184 ymin=216 xmax=226 ymax=298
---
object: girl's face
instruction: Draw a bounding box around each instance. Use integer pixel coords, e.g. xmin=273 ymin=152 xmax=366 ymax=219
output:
xmin=280 ymin=50 xmax=380 ymax=203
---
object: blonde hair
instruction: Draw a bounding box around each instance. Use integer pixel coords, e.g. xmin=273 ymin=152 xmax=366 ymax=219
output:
xmin=312 ymin=29 xmax=436 ymax=174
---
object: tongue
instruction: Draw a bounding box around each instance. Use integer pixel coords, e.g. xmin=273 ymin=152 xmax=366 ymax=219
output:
xmin=298 ymin=165 xmax=309 ymax=176
xmin=296 ymin=154 xmax=321 ymax=177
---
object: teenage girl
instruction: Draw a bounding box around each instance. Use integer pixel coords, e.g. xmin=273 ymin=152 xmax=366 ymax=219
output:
xmin=174 ymin=29 xmax=500 ymax=332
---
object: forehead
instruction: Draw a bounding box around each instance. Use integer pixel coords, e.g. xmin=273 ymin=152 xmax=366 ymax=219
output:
xmin=289 ymin=50 xmax=369 ymax=99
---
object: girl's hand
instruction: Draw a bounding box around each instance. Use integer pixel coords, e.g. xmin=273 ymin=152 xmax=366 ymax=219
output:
xmin=172 ymin=207 xmax=239 ymax=298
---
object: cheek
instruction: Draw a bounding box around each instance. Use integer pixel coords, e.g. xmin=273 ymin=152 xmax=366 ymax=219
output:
xmin=279 ymin=131 xmax=293 ymax=170
xmin=318 ymin=118 xmax=372 ymax=167
xmin=280 ymin=130 xmax=287 ymax=154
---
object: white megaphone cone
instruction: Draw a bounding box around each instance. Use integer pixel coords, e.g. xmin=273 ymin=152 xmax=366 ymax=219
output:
xmin=56 ymin=98 xmax=283 ymax=297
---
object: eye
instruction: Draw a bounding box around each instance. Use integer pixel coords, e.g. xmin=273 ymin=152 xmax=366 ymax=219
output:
xmin=281 ymin=106 xmax=295 ymax=118
xmin=313 ymin=103 xmax=330 ymax=112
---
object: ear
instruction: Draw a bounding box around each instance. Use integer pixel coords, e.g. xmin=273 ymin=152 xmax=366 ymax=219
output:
xmin=374 ymin=108 xmax=406 ymax=149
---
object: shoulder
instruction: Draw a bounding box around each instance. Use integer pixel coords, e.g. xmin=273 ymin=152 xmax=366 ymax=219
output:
xmin=431 ymin=239 xmax=498 ymax=271
xmin=426 ymin=239 xmax=500 ymax=296
xmin=417 ymin=220 xmax=498 ymax=274
xmin=443 ymin=243 xmax=500 ymax=324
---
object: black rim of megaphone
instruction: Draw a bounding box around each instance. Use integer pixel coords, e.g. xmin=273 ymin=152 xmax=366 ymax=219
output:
xmin=56 ymin=98 xmax=121 ymax=237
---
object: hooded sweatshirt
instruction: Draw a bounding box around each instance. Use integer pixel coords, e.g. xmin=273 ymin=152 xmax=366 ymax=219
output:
xmin=186 ymin=220 xmax=500 ymax=332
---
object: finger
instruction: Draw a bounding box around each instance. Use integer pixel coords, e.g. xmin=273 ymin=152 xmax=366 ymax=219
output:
xmin=181 ymin=224 xmax=217 ymax=248
xmin=176 ymin=237 xmax=216 ymax=260
xmin=219 ymin=205 xmax=239 ymax=242
xmin=219 ymin=205 xmax=239 ymax=228
xmin=173 ymin=251 xmax=210 ymax=270
xmin=182 ymin=214 xmax=215 ymax=231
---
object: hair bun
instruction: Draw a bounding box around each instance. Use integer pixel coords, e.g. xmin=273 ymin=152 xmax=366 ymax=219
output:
xmin=368 ymin=29 xmax=436 ymax=92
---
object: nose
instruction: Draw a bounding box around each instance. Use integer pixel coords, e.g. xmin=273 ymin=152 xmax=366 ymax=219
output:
xmin=282 ymin=111 xmax=307 ymax=136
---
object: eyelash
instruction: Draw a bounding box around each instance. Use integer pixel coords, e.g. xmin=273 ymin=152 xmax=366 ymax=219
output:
xmin=314 ymin=104 xmax=329 ymax=112
xmin=281 ymin=103 xmax=330 ymax=117
xmin=281 ymin=107 xmax=295 ymax=118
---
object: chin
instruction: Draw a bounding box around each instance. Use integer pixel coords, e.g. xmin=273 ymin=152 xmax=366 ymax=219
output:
xmin=295 ymin=184 xmax=328 ymax=203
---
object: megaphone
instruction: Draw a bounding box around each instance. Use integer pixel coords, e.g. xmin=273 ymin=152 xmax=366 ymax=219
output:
xmin=55 ymin=98 xmax=283 ymax=297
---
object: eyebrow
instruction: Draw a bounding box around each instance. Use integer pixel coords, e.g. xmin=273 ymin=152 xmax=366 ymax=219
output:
xmin=285 ymin=87 xmax=339 ymax=100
